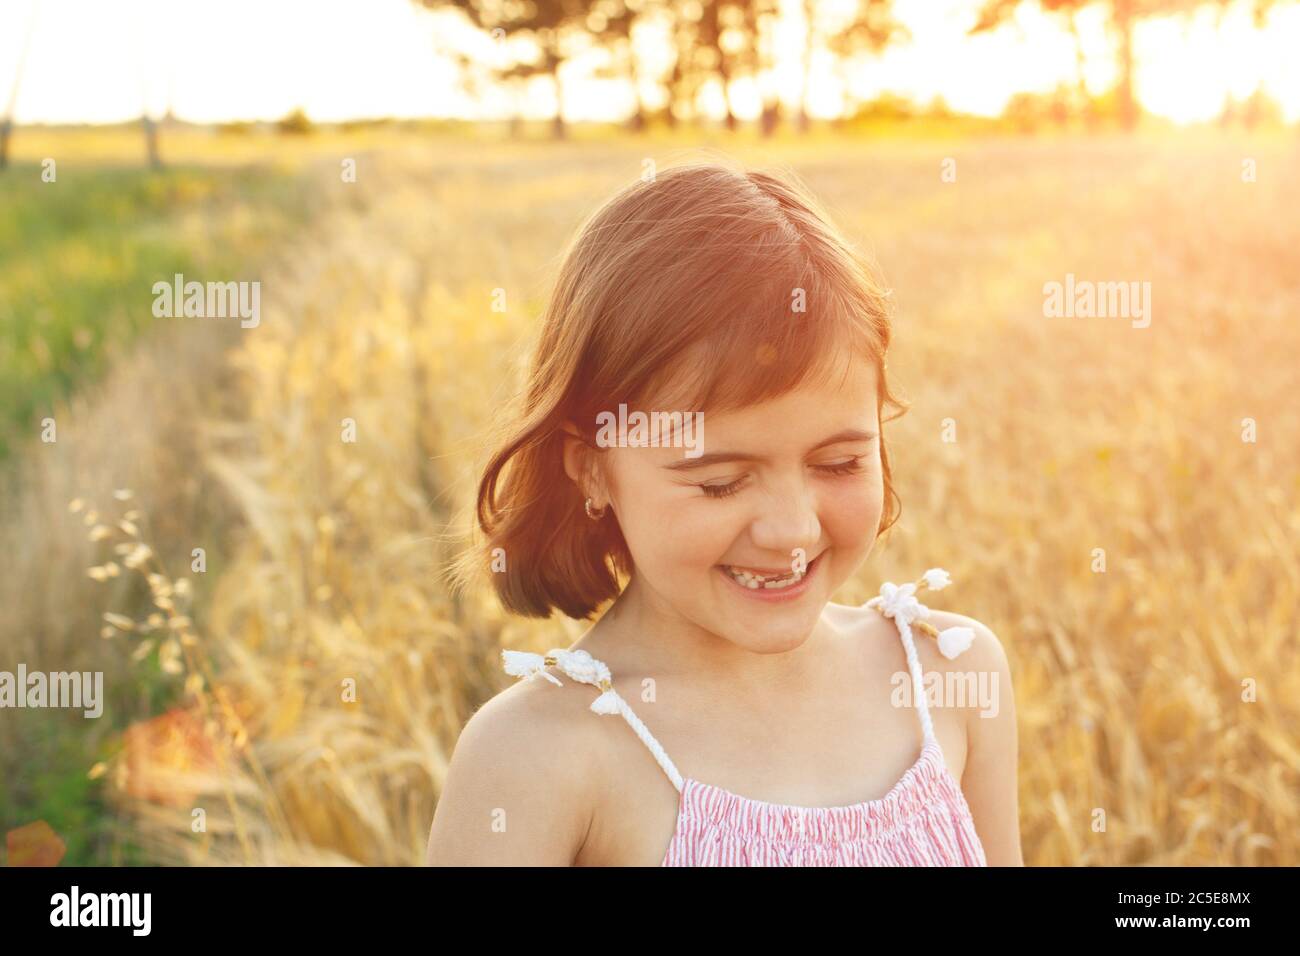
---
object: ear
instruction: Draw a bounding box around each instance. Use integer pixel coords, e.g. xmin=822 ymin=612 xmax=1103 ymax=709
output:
xmin=560 ymin=420 xmax=604 ymax=497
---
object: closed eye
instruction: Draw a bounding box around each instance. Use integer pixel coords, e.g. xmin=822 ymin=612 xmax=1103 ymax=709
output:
xmin=700 ymin=477 xmax=748 ymax=499
xmin=698 ymin=457 xmax=866 ymax=498
xmin=814 ymin=456 xmax=866 ymax=477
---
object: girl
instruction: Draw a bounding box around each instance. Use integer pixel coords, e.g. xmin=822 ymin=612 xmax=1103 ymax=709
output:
xmin=427 ymin=160 xmax=1022 ymax=866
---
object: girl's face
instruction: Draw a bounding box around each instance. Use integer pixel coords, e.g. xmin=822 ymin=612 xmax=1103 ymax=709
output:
xmin=595 ymin=358 xmax=884 ymax=654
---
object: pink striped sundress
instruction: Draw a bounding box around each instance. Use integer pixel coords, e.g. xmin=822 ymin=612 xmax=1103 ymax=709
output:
xmin=500 ymin=569 xmax=988 ymax=867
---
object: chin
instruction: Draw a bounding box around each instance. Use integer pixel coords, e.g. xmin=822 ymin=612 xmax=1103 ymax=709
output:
xmin=725 ymin=613 xmax=822 ymax=654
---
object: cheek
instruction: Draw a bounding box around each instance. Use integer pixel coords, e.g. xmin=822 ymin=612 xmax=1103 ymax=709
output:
xmin=608 ymin=461 xmax=726 ymax=572
xmin=821 ymin=469 xmax=885 ymax=550
xmin=628 ymin=499 xmax=735 ymax=574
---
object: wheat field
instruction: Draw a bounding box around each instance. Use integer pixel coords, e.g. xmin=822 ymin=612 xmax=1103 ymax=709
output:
xmin=5 ymin=131 xmax=1298 ymax=866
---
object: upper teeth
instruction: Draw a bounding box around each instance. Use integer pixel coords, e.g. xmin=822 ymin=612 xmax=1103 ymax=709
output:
xmin=723 ymin=564 xmax=807 ymax=589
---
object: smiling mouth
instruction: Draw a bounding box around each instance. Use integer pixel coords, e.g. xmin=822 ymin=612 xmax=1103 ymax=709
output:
xmin=718 ymin=554 xmax=821 ymax=590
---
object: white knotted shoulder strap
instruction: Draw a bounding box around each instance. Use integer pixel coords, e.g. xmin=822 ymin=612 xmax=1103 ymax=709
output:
xmin=865 ymin=566 xmax=976 ymax=745
xmin=501 ymin=646 xmax=685 ymax=792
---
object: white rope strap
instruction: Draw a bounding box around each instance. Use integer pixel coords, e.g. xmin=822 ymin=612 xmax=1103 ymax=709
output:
xmin=501 ymin=647 xmax=685 ymax=792
xmin=864 ymin=567 xmax=977 ymax=746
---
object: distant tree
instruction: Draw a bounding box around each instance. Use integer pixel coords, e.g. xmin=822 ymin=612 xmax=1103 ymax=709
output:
xmin=278 ymin=107 xmax=315 ymax=135
xmin=698 ymin=0 xmax=740 ymax=130
xmin=416 ymin=0 xmax=590 ymax=139
xmin=662 ymin=0 xmax=693 ymax=127
xmin=972 ymin=0 xmax=1278 ymax=131
xmin=972 ymin=1 xmax=1111 ymax=124
xmin=1 ymin=1 xmax=39 ymax=171
xmin=659 ymin=0 xmax=764 ymax=130
xmin=656 ymin=0 xmax=905 ymax=136
xmin=141 ymin=114 xmax=162 ymax=168
xmin=973 ymin=0 xmax=1102 ymax=127
xmin=746 ymin=0 xmax=782 ymax=136
xmin=1206 ymin=0 xmax=1276 ymax=128
xmin=584 ymin=0 xmax=653 ymax=131
xmin=819 ymin=0 xmax=905 ymax=132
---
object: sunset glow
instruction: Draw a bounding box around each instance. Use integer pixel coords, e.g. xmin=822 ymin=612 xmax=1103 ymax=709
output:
xmin=1 ymin=0 xmax=1297 ymax=125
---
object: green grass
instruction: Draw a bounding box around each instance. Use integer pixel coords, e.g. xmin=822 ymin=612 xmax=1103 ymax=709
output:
xmin=0 ymin=640 xmax=183 ymax=866
xmin=0 ymin=156 xmax=313 ymax=863
xmin=0 ymin=163 xmax=308 ymax=460
xmin=0 ymin=709 xmax=140 ymax=866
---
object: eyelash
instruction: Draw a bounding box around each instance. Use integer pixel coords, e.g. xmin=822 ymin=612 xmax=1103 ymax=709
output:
xmin=699 ymin=457 xmax=866 ymax=499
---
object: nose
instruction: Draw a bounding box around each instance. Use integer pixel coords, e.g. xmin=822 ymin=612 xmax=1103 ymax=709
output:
xmin=748 ymin=473 xmax=822 ymax=563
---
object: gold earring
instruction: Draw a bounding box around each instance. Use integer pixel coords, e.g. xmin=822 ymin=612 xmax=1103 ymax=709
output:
xmin=584 ymin=497 xmax=607 ymax=520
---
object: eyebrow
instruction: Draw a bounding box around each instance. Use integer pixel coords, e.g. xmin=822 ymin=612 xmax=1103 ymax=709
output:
xmin=662 ymin=429 xmax=878 ymax=471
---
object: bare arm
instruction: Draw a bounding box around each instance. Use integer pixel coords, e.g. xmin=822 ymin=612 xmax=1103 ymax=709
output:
xmin=954 ymin=616 xmax=1025 ymax=866
xmin=425 ymin=681 xmax=595 ymax=866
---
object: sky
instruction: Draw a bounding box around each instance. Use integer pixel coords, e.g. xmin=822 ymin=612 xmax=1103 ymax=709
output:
xmin=1 ymin=0 xmax=1297 ymax=125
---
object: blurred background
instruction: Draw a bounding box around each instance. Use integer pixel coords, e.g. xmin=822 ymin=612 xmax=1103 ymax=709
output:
xmin=0 ymin=0 xmax=1297 ymax=866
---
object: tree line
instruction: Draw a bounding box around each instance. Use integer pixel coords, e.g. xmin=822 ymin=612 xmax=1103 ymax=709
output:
xmin=415 ymin=0 xmax=1285 ymax=137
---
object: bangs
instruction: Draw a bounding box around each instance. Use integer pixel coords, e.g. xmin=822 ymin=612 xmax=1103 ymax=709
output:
xmin=631 ymin=248 xmax=889 ymax=419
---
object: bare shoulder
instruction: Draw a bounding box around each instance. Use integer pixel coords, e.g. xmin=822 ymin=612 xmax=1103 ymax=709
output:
xmin=924 ymin=609 xmax=1011 ymax=672
xmin=922 ymin=608 xmax=1014 ymax=708
xmin=824 ymin=601 xmax=1014 ymax=725
xmin=824 ymin=601 xmax=1007 ymax=662
xmin=923 ymin=609 xmax=1017 ymax=765
xmin=425 ymin=664 xmax=612 ymax=866
xmin=925 ymin=611 xmax=1023 ymax=864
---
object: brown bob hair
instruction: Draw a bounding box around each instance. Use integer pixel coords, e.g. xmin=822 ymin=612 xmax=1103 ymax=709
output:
xmin=453 ymin=160 xmax=909 ymax=620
